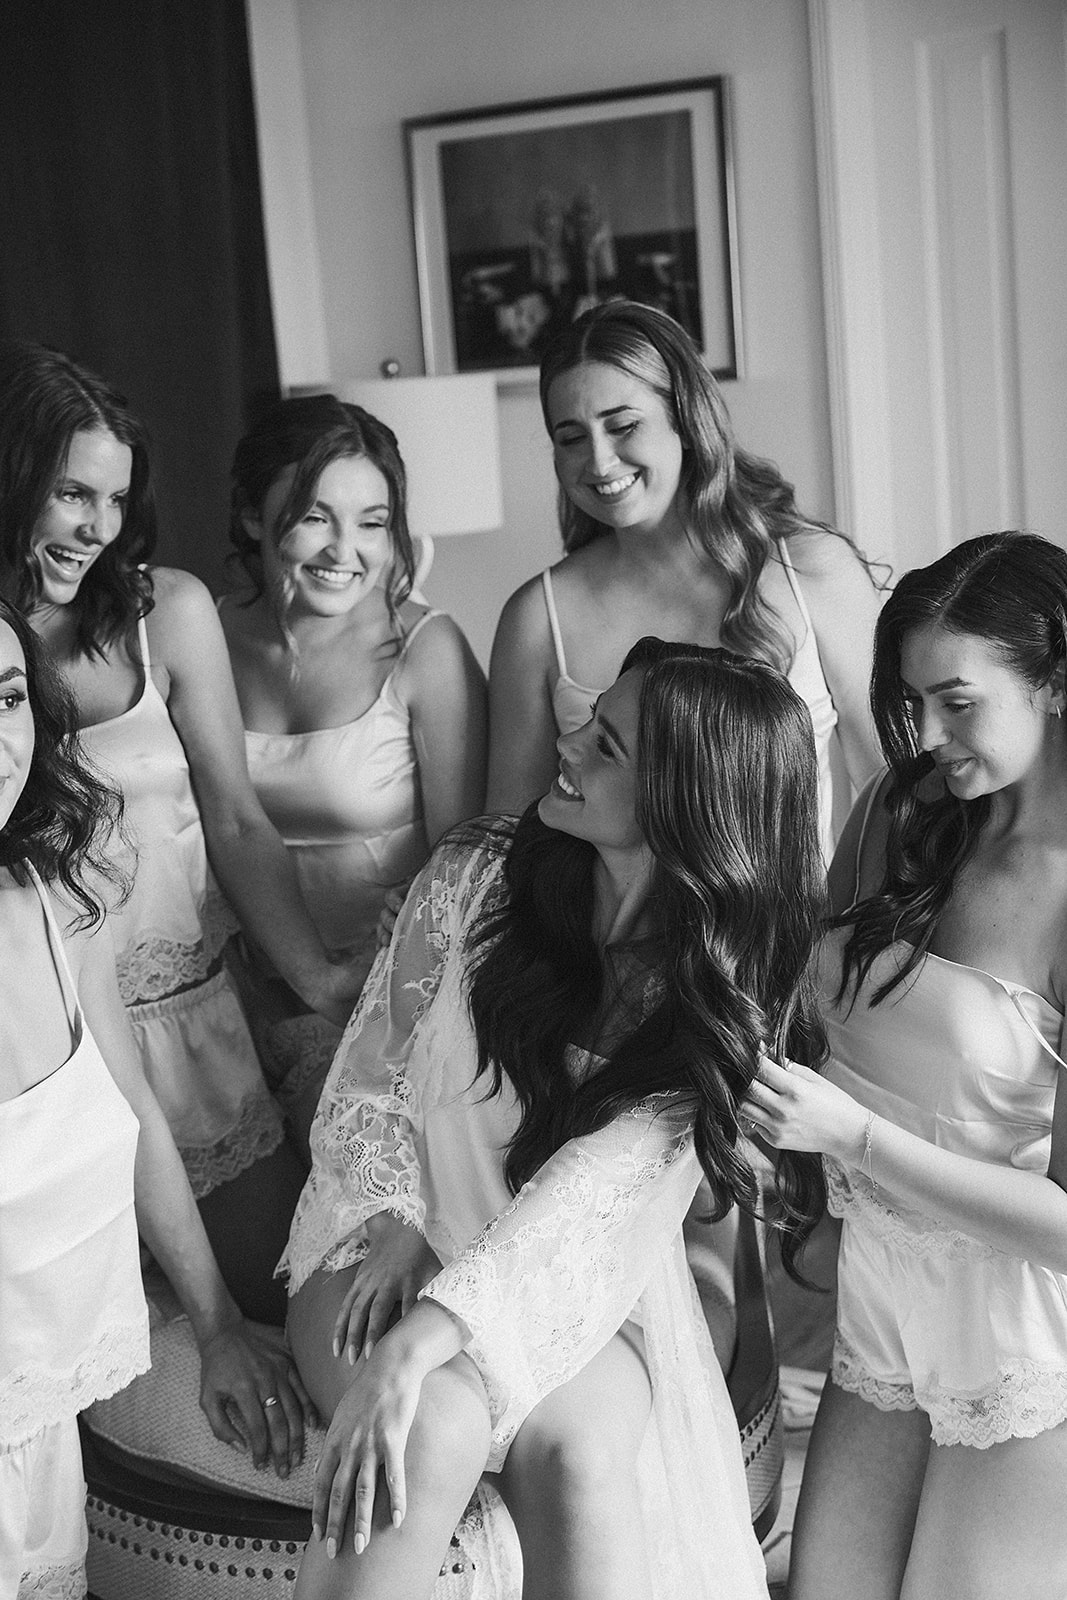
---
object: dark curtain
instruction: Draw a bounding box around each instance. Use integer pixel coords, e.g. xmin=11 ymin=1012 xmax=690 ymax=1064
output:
xmin=0 ymin=0 xmax=279 ymax=593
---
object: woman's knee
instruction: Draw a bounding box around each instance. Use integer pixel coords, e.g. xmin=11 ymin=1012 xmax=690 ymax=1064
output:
xmin=507 ymin=1408 xmax=637 ymax=1511
xmin=410 ymin=1358 xmax=493 ymax=1486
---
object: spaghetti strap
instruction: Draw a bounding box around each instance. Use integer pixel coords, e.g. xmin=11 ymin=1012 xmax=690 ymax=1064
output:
xmin=136 ymin=612 xmax=152 ymax=672
xmin=541 ymin=568 xmax=569 ymax=680
xmin=27 ymin=864 xmax=82 ymax=1035
xmin=398 ymin=608 xmax=441 ymax=657
xmin=1005 ymin=989 xmax=1067 ymax=1073
xmin=850 ymin=773 xmax=890 ymax=903
xmin=777 ymin=539 xmax=815 ymax=639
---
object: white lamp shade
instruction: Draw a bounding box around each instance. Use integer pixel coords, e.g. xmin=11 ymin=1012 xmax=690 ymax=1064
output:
xmin=332 ymin=373 xmax=504 ymax=540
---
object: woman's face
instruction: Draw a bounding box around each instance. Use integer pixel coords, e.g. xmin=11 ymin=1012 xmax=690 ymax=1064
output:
xmin=247 ymin=454 xmax=393 ymax=619
xmin=539 ymin=667 xmax=646 ymax=855
xmin=30 ymin=428 xmax=133 ymax=609
xmin=546 ymin=362 xmax=684 ymax=537
xmin=900 ymin=622 xmax=1064 ymax=799
xmin=0 ymin=621 xmax=34 ymax=833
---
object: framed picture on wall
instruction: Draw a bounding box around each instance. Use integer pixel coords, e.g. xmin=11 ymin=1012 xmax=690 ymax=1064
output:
xmin=405 ymin=77 xmax=741 ymax=386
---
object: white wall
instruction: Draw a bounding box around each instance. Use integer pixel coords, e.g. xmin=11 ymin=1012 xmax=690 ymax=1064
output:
xmin=248 ymin=0 xmax=834 ymax=668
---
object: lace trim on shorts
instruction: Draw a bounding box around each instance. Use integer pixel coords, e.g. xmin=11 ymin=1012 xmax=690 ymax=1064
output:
xmin=825 ymin=1157 xmax=996 ymax=1262
xmin=0 ymin=1321 xmax=149 ymax=1450
xmin=114 ymin=891 xmax=235 ymax=1007
xmin=263 ymin=1012 xmax=339 ymax=1112
xmin=831 ymin=1327 xmax=918 ymax=1413
xmin=17 ymin=1559 xmax=87 ymax=1600
xmin=179 ymin=1082 xmax=285 ymax=1199
xmin=921 ymin=1358 xmax=1067 ymax=1449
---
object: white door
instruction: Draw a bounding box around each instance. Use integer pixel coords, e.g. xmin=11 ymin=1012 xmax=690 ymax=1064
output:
xmin=809 ymin=0 xmax=1067 ymax=578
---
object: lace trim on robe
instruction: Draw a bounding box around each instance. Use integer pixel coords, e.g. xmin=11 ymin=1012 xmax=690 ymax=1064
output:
xmin=16 ymin=1561 xmax=87 ymax=1600
xmin=279 ymin=836 xmax=511 ymax=1293
xmin=0 ymin=1319 xmax=149 ymax=1450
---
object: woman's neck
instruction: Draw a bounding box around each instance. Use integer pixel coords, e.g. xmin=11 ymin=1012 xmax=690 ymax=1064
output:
xmin=591 ymin=848 xmax=655 ymax=948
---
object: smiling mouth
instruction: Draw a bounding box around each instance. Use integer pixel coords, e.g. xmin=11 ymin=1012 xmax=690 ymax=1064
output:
xmin=304 ymin=565 xmax=360 ymax=587
xmin=555 ymin=765 xmax=583 ymax=800
xmin=43 ymin=545 xmax=93 ymax=575
xmin=591 ymin=473 xmax=639 ymax=500
xmin=936 ymin=757 xmax=973 ymax=775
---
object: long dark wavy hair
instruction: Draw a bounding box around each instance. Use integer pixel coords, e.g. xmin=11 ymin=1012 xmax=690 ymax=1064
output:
xmin=0 ymin=597 xmax=126 ymax=927
xmin=227 ymin=394 xmax=417 ymax=637
xmin=466 ymin=637 xmax=829 ymax=1278
xmin=0 ymin=342 xmax=156 ymax=657
xmin=538 ymin=300 xmax=868 ymax=672
xmin=838 ymin=531 xmax=1067 ymax=1005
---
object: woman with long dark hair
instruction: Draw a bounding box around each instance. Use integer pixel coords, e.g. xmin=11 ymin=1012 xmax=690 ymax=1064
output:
xmin=282 ymin=638 xmax=828 ymax=1599
xmin=0 ymin=342 xmax=365 ymax=1326
xmin=747 ymin=532 xmax=1067 ymax=1598
xmin=0 ymin=598 xmax=311 ymax=1600
xmin=219 ymin=394 xmax=486 ymax=1153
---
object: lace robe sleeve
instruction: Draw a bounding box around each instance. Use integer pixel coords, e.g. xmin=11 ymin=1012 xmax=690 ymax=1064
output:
xmin=420 ymin=1093 xmax=702 ymax=1450
xmin=279 ymin=831 xmax=508 ymax=1292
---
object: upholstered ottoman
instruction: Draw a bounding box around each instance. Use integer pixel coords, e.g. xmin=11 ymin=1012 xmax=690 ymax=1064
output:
xmin=82 ymin=1299 xmax=519 ymax=1600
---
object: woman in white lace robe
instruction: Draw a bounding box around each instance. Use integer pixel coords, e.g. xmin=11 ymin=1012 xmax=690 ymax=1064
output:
xmin=0 ymin=342 xmax=366 ymax=1327
xmin=283 ymin=638 xmax=831 ymax=1600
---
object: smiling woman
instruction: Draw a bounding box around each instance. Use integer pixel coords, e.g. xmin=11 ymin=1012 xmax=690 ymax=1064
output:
xmin=0 ymin=341 xmax=373 ymax=1327
xmin=218 ymin=394 xmax=487 ymax=1153
xmin=745 ymin=533 xmax=1067 ymax=1600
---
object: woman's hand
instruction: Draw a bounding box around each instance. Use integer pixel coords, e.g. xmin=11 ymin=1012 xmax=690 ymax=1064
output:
xmin=375 ymin=884 xmax=409 ymax=950
xmin=333 ymin=1215 xmax=440 ymax=1364
xmin=197 ymin=1318 xmax=318 ymax=1478
xmin=743 ymin=1054 xmax=866 ymax=1163
xmin=314 ymin=1338 xmax=422 ymax=1557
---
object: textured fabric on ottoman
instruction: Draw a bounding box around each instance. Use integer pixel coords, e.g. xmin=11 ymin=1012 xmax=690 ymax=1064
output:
xmin=81 ymin=1307 xmax=521 ymax=1598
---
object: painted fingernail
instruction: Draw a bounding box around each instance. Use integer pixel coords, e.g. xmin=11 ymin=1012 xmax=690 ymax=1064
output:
xmin=326 ymin=1537 xmax=337 ymax=1560
xmin=332 ymin=1338 xmax=340 ymax=1359
xmin=347 ymin=1346 xmax=355 ymax=1365
xmin=392 ymin=1510 xmax=403 ymax=1529
xmin=354 ymin=1532 xmax=366 ymax=1555
xmin=312 ymin=1523 xmax=321 ymax=1542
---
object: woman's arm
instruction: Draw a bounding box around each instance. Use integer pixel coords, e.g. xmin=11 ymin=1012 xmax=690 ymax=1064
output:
xmin=398 ymin=612 xmax=487 ymax=845
xmin=73 ymin=912 xmax=314 ymax=1474
xmin=311 ymin=1094 xmax=701 ymax=1554
xmin=789 ymin=531 xmax=884 ymax=791
xmin=746 ymin=1054 xmax=1067 ymax=1273
xmin=145 ymin=568 xmax=359 ymax=1024
xmin=486 ymin=576 xmax=563 ymax=814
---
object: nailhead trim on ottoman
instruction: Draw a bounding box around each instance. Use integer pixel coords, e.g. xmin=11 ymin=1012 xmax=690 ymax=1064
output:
xmin=82 ymin=1426 xmax=476 ymax=1600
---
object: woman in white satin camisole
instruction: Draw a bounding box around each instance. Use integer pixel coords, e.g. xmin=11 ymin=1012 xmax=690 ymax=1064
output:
xmin=219 ymin=395 xmax=487 ymax=1153
xmin=747 ymin=534 xmax=1067 ymax=1600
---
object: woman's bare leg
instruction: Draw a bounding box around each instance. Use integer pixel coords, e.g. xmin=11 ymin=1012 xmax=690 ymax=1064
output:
xmin=496 ymin=1326 xmax=653 ymax=1600
xmin=788 ymin=1382 xmax=930 ymax=1600
xmin=903 ymin=1420 xmax=1067 ymax=1600
xmin=288 ymin=1266 xmax=491 ymax=1600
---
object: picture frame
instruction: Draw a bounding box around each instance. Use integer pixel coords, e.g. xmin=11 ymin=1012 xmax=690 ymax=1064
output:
xmin=405 ymin=77 xmax=742 ymax=386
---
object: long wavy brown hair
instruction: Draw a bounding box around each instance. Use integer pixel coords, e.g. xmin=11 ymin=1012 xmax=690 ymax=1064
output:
xmin=466 ymin=637 xmax=829 ymax=1278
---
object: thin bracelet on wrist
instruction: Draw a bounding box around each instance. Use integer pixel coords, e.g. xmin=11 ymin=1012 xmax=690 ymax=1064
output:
xmin=859 ymin=1110 xmax=877 ymax=1194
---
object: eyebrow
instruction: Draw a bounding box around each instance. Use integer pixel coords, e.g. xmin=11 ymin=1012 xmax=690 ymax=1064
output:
xmin=550 ymin=404 xmax=637 ymax=437
xmin=0 ymin=666 xmax=26 ymax=685
xmin=903 ymin=676 xmax=974 ymax=694
xmin=597 ymin=708 xmax=630 ymax=757
xmin=310 ymin=500 xmax=390 ymax=516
